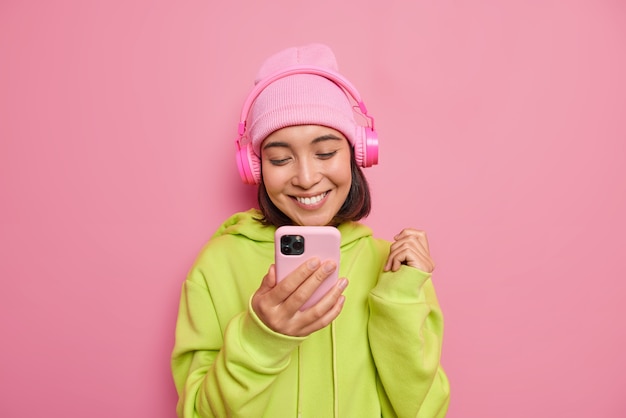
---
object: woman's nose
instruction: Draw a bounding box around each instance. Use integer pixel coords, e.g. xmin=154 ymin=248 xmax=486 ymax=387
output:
xmin=292 ymin=158 xmax=320 ymax=189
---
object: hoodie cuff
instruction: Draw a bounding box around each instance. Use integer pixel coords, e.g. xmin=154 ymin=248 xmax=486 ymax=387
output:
xmin=238 ymin=297 xmax=305 ymax=367
xmin=370 ymin=266 xmax=432 ymax=303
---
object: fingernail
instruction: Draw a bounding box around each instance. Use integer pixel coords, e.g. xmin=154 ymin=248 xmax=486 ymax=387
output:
xmin=323 ymin=261 xmax=336 ymax=273
xmin=308 ymin=258 xmax=320 ymax=269
xmin=338 ymin=278 xmax=348 ymax=290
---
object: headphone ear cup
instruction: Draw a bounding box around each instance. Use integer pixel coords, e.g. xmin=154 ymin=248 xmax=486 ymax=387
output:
xmin=353 ymin=126 xmax=379 ymax=168
xmin=235 ymin=139 xmax=261 ymax=185
xmin=248 ymin=145 xmax=262 ymax=184
xmin=363 ymin=127 xmax=379 ymax=167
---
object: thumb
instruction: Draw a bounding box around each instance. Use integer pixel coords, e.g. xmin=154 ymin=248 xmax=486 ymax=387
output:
xmin=259 ymin=264 xmax=277 ymax=290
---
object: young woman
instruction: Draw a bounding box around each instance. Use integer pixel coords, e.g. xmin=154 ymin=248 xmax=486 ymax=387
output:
xmin=171 ymin=43 xmax=450 ymax=417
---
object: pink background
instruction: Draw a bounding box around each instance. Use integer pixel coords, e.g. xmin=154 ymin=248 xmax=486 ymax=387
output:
xmin=1 ymin=0 xmax=625 ymax=417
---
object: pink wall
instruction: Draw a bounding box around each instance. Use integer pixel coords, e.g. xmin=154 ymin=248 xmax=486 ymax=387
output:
xmin=1 ymin=0 xmax=625 ymax=416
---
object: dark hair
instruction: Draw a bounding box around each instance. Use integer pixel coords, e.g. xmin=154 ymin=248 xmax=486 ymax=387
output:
xmin=256 ymin=147 xmax=372 ymax=227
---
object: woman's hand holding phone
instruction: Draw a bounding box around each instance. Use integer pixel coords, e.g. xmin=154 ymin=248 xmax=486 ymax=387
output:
xmin=251 ymin=258 xmax=348 ymax=337
xmin=251 ymin=226 xmax=347 ymax=337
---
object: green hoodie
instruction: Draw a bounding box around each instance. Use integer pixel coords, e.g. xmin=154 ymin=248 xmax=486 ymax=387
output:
xmin=172 ymin=209 xmax=450 ymax=417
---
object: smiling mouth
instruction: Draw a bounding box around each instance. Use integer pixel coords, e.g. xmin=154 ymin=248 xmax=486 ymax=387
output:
xmin=294 ymin=192 xmax=328 ymax=206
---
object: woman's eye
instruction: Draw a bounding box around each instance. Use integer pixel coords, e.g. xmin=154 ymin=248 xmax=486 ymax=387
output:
xmin=269 ymin=158 xmax=291 ymax=166
xmin=317 ymin=151 xmax=337 ymax=159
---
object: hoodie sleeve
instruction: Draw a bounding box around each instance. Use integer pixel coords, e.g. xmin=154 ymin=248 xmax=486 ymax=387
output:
xmin=171 ymin=268 xmax=304 ymax=418
xmin=368 ymin=267 xmax=451 ymax=418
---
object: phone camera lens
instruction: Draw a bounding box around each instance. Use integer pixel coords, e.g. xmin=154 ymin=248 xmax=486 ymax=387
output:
xmin=291 ymin=235 xmax=304 ymax=254
xmin=280 ymin=235 xmax=305 ymax=255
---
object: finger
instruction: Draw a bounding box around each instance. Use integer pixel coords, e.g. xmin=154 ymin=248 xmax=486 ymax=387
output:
xmin=400 ymin=250 xmax=434 ymax=272
xmin=384 ymin=251 xmax=399 ymax=271
xmin=261 ymin=264 xmax=277 ymax=289
xmin=253 ymin=265 xmax=276 ymax=300
xmin=385 ymin=243 xmax=408 ymax=271
xmin=386 ymin=245 xmax=409 ymax=271
xmin=385 ymin=257 xmax=400 ymax=272
xmin=395 ymin=234 xmax=429 ymax=255
xmin=251 ymin=265 xmax=279 ymax=325
xmin=394 ymin=228 xmax=430 ymax=253
xmin=388 ymin=231 xmax=432 ymax=268
xmin=269 ymin=277 xmax=346 ymax=337
xmin=285 ymin=260 xmax=337 ymax=311
xmin=272 ymin=257 xmax=321 ymax=303
xmin=386 ymin=241 xmax=420 ymax=271
xmin=298 ymin=293 xmax=346 ymax=337
xmin=304 ymin=277 xmax=348 ymax=313
xmin=388 ymin=237 xmax=428 ymax=259
xmin=386 ymin=244 xmax=435 ymax=272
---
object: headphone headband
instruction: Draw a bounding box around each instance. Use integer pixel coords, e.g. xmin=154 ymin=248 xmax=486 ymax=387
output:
xmin=236 ymin=65 xmax=375 ymax=142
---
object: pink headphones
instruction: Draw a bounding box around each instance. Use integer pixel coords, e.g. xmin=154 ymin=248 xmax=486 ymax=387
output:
xmin=235 ymin=65 xmax=379 ymax=185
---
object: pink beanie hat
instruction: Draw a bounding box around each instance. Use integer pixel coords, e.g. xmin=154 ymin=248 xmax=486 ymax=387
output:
xmin=248 ymin=43 xmax=358 ymax=156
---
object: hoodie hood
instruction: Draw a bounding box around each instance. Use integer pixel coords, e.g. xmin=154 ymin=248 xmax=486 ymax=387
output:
xmin=211 ymin=209 xmax=275 ymax=243
xmin=212 ymin=209 xmax=374 ymax=247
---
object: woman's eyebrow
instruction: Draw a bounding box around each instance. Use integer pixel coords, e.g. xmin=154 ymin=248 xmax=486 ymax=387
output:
xmin=312 ymin=134 xmax=343 ymax=144
xmin=262 ymin=134 xmax=343 ymax=150
xmin=262 ymin=141 xmax=290 ymax=150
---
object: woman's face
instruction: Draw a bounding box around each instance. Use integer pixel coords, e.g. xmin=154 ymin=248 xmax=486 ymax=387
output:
xmin=261 ymin=125 xmax=352 ymax=226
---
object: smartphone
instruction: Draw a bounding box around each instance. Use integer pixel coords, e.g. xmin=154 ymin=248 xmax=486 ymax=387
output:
xmin=275 ymin=225 xmax=341 ymax=311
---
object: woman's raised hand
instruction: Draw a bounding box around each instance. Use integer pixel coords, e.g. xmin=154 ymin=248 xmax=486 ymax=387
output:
xmin=384 ymin=228 xmax=435 ymax=273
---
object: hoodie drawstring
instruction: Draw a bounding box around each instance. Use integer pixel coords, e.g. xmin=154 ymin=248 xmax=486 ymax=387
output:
xmin=296 ymin=322 xmax=339 ymax=418
xmin=331 ymin=320 xmax=338 ymax=418
xmin=297 ymin=346 xmax=303 ymax=418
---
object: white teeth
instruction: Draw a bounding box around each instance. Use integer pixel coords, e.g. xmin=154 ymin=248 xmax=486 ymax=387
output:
xmin=296 ymin=192 xmax=327 ymax=206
